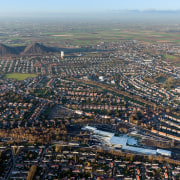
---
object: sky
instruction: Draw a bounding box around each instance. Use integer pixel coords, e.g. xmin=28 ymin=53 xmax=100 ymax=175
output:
xmin=0 ymin=0 xmax=180 ymax=15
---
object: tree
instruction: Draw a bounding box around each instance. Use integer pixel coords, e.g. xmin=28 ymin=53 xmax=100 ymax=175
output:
xmin=27 ymin=165 xmax=37 ymax=180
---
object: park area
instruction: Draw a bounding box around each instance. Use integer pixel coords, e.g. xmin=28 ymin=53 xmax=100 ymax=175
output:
xmin=4 ymin=73 xmax=36 ymax=81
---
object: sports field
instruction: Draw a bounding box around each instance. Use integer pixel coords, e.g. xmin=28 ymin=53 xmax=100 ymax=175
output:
xmin=4 ymin=73 xmax=36 ymax=81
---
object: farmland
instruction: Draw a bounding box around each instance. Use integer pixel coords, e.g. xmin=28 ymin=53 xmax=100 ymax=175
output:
xmin=1 ymin=20 xmax=180 ymax=47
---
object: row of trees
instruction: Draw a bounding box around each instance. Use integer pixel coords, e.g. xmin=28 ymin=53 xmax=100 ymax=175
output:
xmin=27 ymin=165 xmax=37 ymax=180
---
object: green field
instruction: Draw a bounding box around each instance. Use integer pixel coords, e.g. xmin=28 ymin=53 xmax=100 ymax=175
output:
xmin=164 ymin=54 xmax=177 ymax=59
xmin=4 ymin=73 xmax=36 ymax=81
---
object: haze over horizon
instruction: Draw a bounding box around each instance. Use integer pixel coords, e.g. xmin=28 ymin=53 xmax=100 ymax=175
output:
xmin=0 ymin=0 xmax=180 ymax=16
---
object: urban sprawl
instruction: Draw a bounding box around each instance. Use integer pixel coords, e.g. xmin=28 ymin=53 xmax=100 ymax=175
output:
xmin=0 ymin=40 xmax=180 ymax=179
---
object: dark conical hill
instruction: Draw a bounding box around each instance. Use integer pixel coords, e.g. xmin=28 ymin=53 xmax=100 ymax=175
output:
xmin=0 ymin=44 xmax=22 ymax=56
xmin=0 ymin=42 xmax=58 ymax=56
xmin=23 ymin=42 xmax=57 ymax=55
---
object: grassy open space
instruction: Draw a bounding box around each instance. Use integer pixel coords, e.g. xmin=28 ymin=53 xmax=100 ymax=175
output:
xmin=4 ymin=73 xmax=36 ymax=81
xmin=164 ymin=54 xmax=177 ymax=59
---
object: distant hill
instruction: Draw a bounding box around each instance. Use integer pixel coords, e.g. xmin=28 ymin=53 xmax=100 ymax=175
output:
xmin=0 ymin=43 xmax=59 ymax=56
xmin=23 ymin=42 xmax=57 ymax=55
xmin=0 ymin=43 xmax=25 ymax=56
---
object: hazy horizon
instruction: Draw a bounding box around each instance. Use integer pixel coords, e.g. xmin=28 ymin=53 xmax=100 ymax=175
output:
xmin=0 ymin=0 xmax=180 ymax=15
xmin=0 ymin=10 xmax=180 ymax=23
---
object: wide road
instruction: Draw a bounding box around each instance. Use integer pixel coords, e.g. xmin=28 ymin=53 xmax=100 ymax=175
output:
xmin=5 ymin=148 xmax=15 ymax=180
